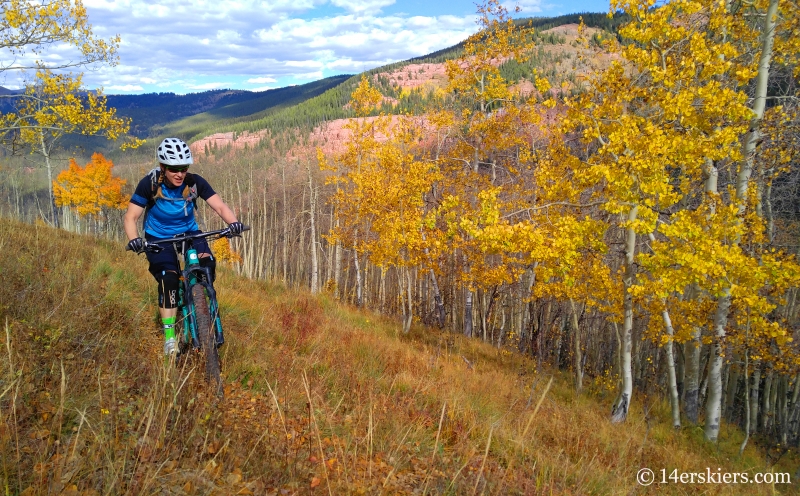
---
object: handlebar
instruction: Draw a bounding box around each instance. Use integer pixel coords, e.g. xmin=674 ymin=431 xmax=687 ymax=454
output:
xmin=126 ymin=225 xmax=251 ymax=253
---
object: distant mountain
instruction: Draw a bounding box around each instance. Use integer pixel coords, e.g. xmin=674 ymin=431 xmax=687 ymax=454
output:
xmin=0 ymin=86 xmax=23 ymax=96
xmin=150 ymin=75 xmax=351 ymax=142
xmin=106 ymin=75 xmax=351 ymax=139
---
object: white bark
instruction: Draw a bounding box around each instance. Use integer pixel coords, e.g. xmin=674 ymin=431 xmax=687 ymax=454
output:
xmin=403 ymin=268 xmax=413 ymax=333
xmin=570 ymin=299 xmax=583 ymax=394
xmin=40 ymin=131 xmax=59 ymax=228
xmin=647 ymin=232 xmax=681 ymax=428
xmin=464 ymin=288 xmax=474 ymax=338
xmin=611 ymin=206 xmax=637 ymax=423
xmin=663 ymin=308 xmax=681 ymax=428
xmin=354 ymin=242 xmax=363 ymax=307
xmin=281 ymin=162 xmax=288 ymax=284
xmin=706 ymin=0 xmax=779 ymax=442
xmin=307 ymin=161 xmax=319 ymax=294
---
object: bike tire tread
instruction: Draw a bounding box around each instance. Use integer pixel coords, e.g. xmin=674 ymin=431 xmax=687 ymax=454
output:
xmin=191 ymin=284 xmax=224 ymax=397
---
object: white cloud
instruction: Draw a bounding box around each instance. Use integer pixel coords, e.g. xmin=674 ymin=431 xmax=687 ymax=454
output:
xmin=285 ymin=60 xmax=324 ymax=68
xmin=250 ymin=85 xmax=276 ymax=91
xmin=107 ymin=84 xmax=144 ymax=91
xmin=330 ymin=0 xmax=395 ymax=14
xmin=64 ymin=0 xmax=483 ymax=94
xmin=246 ymin=76 xmax=277 ymax=83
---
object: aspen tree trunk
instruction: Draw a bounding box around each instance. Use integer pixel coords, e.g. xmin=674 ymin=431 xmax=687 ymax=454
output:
xmin=663 ymin=307 xmax=681 ymax=428
xmin=611 ymin=206 xmax=637 ymax=423
xmin=403 ymin=268 xmax=413 ymax=333
xmin=354 ymin=240 xmax=363 ymax=307
xmin=762 ymin=368 xmax=774 ymax=432
xmin=700 ymin=347 xmax=711 ymax=405
xmin=430 ymin=270 xmax=445 ymax=328
xmin=740 ymin=350 xmax=751 ymax=455
xmin=725 ymin=361 xmax=741 ymax=422
xmin=334 ymin=219 xmax=342 ymax=298
xmin=538 ymin=299 xmax=551 ymax=367
xmin=789 ymin=375 xmax=800 ymax=444
xmin=324 ymin=207 xmax=333 ymax=286
xmin=464 ymin=288 xmax=474 ymax=338
xmin=281 ymin=162 xmax=289 ymax=284
xmin=399 ymin=267 xmax=407 ymax=325
xmin=553 ymin=314 xmax=565 ymax=367
xmin=518 ymin=270 xmax=532 ymax=352
xmin=419 ymin=232 xmax=445 ymax=327
xmin=706 ymin=0 xmax=779 ymax=442
xmin=750 ymin=364 xmax=762 ymax=435
xmin=677 ymin=343 xmax=685 ymax=399
xmin=297 ymin=187 xmax=307 ymax=285
xmin=647 ymin=231 xmax=681 ymax=428
xmin=570 ymin=299 xmax=583 ymax=394
xmin=779 ymin=376 xmax=789 ymax=444
xmin=40 ymin=132 xmax=59 ymax=228
xmin=307 ymin=161 xmax=319 ymax=294
xmin=706 ymin=284 xmax=731 ymax=438
xmin=480 ymin=288 xmax=488 ymax=342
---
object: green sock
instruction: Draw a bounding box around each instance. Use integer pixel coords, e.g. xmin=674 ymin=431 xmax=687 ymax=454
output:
xmin=162 ymin=316 xmax=176 ymax=340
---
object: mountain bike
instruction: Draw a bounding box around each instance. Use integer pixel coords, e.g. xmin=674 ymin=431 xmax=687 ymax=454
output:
xmin=129 ymin=226 xmax=249 ymax=397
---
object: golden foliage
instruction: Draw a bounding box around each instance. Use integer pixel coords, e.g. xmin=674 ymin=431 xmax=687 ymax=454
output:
xmin=52 ymin=152 xmax=126 ymax=217
xmin=1 ymin=70 xmax=142 ymax=150
xmin=212 ymin=237 xmax=243 ymax=264
xmin=321 ymin=0 xmax=800 ymax=374
xmin=0 ymin=0 xmax=119 ymax=69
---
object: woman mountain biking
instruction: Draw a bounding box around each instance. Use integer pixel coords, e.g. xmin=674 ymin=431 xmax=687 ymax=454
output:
xmin=123 ymin=137 xmax=244 ymax=356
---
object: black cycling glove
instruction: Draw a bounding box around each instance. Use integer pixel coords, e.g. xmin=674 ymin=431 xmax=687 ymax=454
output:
xmin=228 ymin=222 xmax=245 ymax=236
xmin=127 ymin=237 xmax=145 ymax=253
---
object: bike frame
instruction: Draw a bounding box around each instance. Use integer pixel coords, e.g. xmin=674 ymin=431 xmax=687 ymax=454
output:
xmin=178 ymin=240 xmax=224 ymax=350
xmin=145 ymin=228 xmax=234 ymax=351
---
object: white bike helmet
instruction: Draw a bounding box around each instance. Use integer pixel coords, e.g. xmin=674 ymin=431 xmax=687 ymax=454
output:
xmin=156 ymin=137 xmax=193 ymax=166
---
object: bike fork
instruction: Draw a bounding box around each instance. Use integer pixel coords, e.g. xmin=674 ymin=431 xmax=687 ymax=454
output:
xmin=205 ymin=282 xmax=225 ymax=346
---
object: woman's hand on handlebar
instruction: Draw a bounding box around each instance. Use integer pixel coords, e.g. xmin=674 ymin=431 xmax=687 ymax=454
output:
xmin=125 ymin=238 xmax=162 ymax=254
xmin=228 ymin=222 xmax=245 ymax=236
xmin=225 ymin=223 xmax=250 ymax=237
xmin=126 ymin=237 xmax=145 ymax=253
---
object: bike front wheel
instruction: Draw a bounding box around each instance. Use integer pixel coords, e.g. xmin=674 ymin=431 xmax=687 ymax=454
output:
xmin=191 ymin=284 xmax=224 ymax=397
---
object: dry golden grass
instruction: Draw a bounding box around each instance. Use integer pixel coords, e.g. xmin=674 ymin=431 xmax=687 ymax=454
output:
xmin=0 ymin=217 xmax=797 ymax=495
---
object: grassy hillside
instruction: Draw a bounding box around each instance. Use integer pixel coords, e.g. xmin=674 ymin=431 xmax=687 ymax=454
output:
xmin=1 ymin=217 xmax=795 ymax=494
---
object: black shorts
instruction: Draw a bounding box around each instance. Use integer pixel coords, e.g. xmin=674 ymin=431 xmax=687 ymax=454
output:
xmin=145 ymin=230 xmax=213 ymax=280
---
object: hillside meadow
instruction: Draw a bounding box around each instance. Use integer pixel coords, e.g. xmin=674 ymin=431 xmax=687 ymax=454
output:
xmin=0 ymin=218 xmax=797 ymax=494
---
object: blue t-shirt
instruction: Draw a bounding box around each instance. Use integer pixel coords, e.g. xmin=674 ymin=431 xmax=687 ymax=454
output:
xmin=130 ymin=172 xmax=216 ymax=238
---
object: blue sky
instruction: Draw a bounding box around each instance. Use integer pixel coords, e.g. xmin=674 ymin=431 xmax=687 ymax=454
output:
xmin=4 ymin=0 xmax=610 ymax=95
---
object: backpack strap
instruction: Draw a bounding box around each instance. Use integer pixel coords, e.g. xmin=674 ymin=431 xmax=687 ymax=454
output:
xmin=146 ymin=167 xmax=160 ymax=205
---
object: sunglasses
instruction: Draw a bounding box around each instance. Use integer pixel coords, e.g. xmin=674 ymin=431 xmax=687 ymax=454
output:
xmin=164 ymin=166 xmax=189 ymax=173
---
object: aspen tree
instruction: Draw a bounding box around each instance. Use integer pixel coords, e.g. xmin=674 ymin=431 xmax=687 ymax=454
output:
xmin=538 ymin=0 xmax=763 ymax=421
xmin=52 ymin=152 xmax=126 ymax=226
xmin=1 ymin=71 xmax=138 ymax=226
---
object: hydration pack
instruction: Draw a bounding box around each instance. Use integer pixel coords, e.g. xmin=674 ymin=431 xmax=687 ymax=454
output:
xmin=142 ymin=168 xmax=199 ymax=223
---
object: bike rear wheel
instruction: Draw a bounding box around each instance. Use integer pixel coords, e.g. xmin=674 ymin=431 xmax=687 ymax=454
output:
xmin=191 ymin=284 xmax=224 ymax=397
